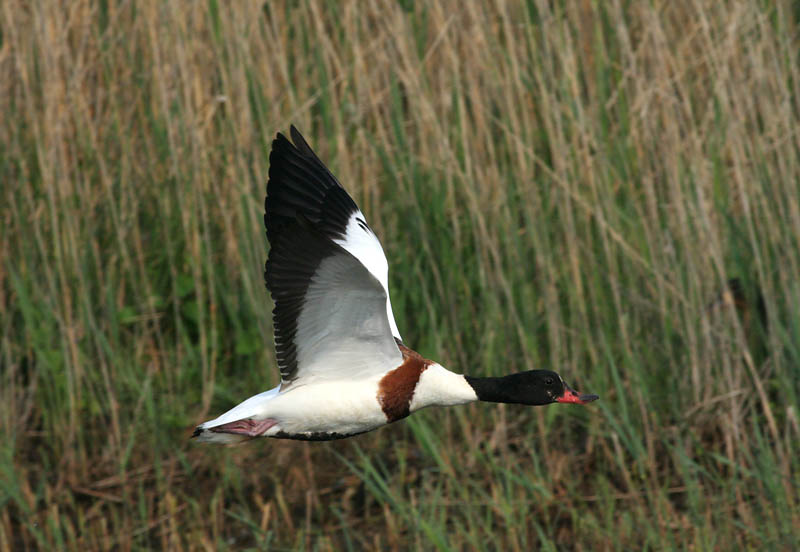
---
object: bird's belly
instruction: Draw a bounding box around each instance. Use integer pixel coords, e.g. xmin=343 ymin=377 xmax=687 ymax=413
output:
xmin=263 ymin=380 xmax=388 ymax=439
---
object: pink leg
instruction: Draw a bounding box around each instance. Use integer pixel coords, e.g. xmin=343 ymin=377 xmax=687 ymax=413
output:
xmin=208 ymin=418 xmax=278 ymax=438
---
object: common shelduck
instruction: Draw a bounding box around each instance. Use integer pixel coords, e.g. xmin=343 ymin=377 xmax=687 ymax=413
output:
xmin=193 ymin=127 xmax=598 ymax=444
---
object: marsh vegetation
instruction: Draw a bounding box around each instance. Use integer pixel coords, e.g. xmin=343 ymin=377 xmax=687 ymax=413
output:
xmin=1 ymin=0 xmax=798 ymax=549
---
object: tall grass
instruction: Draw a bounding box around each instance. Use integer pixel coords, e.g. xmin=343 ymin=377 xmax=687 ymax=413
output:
xmin=1 ymin=0 xmax=798 ymax=549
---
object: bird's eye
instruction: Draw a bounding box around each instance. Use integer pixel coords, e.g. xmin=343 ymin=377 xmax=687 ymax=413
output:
xmin=544 ymin=377 xmax=554 ymax=386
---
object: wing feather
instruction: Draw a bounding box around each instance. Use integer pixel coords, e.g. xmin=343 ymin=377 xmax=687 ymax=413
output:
xmin=264 ymin=127 xmax=403 ymax=384
xmin=266 ymin=220 xmax=401 ymax=384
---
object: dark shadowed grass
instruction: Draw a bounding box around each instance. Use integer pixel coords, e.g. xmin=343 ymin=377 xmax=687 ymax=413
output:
xmin=1 ymin=0 xmax=799 ymax=549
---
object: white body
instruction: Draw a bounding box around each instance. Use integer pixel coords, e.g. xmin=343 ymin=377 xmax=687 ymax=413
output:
xmin=196 ymin=363 xmax=477 ymax=444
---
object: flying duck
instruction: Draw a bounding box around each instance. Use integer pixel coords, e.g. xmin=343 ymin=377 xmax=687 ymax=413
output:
xmin=193 ymin=127 xmax=598 ymax=444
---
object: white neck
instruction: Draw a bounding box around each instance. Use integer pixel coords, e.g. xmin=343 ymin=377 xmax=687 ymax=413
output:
xmin=408 ymin=363 xmax=478 ymax=412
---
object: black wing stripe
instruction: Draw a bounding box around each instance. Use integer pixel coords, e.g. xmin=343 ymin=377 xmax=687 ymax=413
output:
xmin=265 ymin=126 xmax=352 ymax=243
xmin=266 ymin=181 xmax=356 ymax=241
xmin=265 ymin=221 xmax=342 ymax=382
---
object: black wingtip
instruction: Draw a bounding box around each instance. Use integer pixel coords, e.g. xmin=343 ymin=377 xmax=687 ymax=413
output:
xmin=272 ymin=130 xmax=291 ymax=149
xmin=271 ymin=125 xmax=304 ymax=154
xmin=288 ymin=125 xmax=323 ymax=162
xmin=289 ymin=125 xmax=304 ymax=147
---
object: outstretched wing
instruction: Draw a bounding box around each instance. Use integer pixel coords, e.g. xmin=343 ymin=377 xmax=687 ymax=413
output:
xmin=265 ymin=127 xmax=403 ymax=385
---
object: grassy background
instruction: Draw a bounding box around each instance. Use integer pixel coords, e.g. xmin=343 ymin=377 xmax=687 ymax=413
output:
xmin=2 ymin=0 xmax=799 ymax=549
